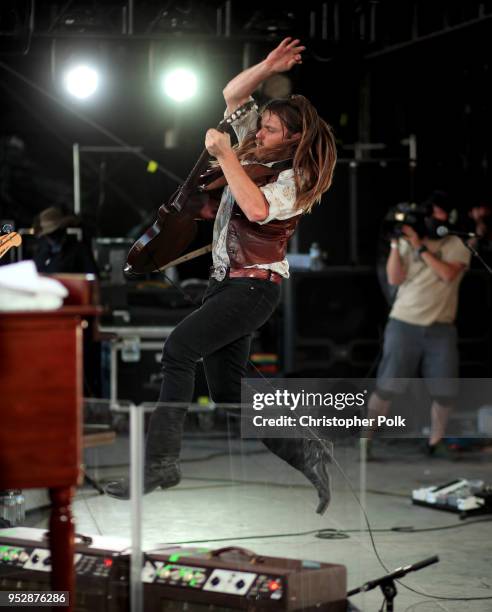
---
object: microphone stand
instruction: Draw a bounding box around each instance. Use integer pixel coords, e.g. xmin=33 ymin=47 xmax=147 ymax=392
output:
xmin=347 ymin=555 xmax=439 ymax=611
xmin=462 ymin=239 xmax=492 ymax=276
xmin=441 ymin=228 xmax=492 ymax=275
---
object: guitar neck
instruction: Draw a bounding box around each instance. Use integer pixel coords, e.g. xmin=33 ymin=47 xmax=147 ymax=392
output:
xmin=181 ymin=149 xmax=210 ymax=192
xmin=168 ymin=100 xmax=256 ymax=213
xmin=170 ymin=149 xmax=210 ymax=212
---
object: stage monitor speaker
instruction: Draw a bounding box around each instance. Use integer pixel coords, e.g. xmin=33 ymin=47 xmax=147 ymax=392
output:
xmin=0 ymin=530 xmax=347 ymax=611
xmin=282 ymin=266 xmax=387 ymax=375
xmin=456 ymin=270 xmax=492 ymax=339
xmin=0 ymin=527 xmax=129 ymax=612
xmin=456 ymin=269 xmax=492 ymax=376
xmin=282 ymin=266 xmax=492 ymax=377
xmin=143 ymin=545 xmax=347 ymax=611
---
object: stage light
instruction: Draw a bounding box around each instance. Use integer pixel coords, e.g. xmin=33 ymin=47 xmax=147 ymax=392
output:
xmin=63 ymin=64 xmax=99 ymax=99
xmin=162 ymin=68 xmax=197 ymax=102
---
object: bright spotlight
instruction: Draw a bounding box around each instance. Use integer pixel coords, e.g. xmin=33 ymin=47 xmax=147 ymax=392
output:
xmin=64 ymin=65 xmax=99 ymax=99
xmin=162 ymin=68 xmax=198 ymax=102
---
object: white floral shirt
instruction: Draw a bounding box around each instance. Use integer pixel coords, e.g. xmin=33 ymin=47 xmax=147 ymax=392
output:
xmin=211 ymin=106 xmax=301 ymax=279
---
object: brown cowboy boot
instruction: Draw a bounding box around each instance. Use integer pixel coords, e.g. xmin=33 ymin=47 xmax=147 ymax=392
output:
xmin=105 ymin=406 xmax=186 ymax=500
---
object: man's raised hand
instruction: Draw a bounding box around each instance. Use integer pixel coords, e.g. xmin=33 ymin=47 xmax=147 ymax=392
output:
xmin=265 ymin=37 xmax=305 ymax=73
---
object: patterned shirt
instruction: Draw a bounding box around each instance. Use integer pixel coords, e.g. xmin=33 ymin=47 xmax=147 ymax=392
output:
xmin=211 ymin=106 xmax=301 ymax=279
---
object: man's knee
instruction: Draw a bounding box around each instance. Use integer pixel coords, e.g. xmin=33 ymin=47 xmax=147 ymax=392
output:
xmin=373 ymin=387 xmax=395 ymax=402
xmin=161 ymin=335 xmax=188 ymax=366
xmin=431 ymin=395 xmax=454 ymax=408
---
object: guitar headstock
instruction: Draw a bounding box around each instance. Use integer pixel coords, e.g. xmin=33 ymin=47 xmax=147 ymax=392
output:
xmin=219 ymin=100 xmax=258 ymax=131
xmin=0 ymin=232 xmax=22 ymax=259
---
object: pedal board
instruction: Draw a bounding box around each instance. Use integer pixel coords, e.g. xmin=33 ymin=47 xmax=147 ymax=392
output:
xmin=412 ymin=479 xmax=492 ymax=516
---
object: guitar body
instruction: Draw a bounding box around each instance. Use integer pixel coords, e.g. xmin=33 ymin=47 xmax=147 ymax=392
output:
xmin=125 ymin=160 xmax=290 ymax=277
xmin=126 ymin=212 xmax=198 ymax=275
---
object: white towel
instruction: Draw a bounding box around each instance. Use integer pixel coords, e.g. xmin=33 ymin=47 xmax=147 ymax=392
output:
xmin=0 ymin=260 xmax=68 ymax=311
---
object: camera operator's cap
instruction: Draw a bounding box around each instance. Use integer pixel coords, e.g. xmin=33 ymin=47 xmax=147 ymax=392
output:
xmin=34 ymin=206 xmax=79 ymax=236
xmin=423 ymin=190 xmax=453 ymax=212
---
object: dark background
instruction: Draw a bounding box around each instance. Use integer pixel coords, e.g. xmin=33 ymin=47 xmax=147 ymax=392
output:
xmin=1 ymin=1 xmax=491 ymax=255
xmin=1 ymin=1 xmax=491 ymax=383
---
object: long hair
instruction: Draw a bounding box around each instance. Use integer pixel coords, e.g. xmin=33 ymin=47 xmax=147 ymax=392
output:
xmin=235 ymin=95 xmax=337 ymax=213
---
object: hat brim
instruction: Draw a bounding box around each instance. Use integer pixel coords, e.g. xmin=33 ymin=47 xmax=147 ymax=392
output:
xmin=35 ymin=215 xmax=79 ymax=237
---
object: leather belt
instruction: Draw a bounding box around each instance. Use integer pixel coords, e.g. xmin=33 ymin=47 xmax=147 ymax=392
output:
xmin=210 ymin=266 xmax=283 ymax=285
xmin=229 ymin=268 xmax=283 ymax=284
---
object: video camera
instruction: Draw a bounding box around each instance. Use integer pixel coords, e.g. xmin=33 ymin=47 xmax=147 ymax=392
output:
xmin=382 ymin=201 xmax=433 ymax=239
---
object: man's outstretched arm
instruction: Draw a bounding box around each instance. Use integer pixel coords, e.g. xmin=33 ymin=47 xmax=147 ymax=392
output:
xmin=223 ymin=37 xmax=304 ymax=114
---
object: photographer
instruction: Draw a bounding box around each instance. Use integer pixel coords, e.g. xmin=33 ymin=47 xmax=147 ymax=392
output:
xmin=366 ymin=191 xmax=471 ymax=458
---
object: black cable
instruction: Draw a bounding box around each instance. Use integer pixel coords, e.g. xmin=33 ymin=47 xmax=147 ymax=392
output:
xmin=78 ymin=460 xmax=492 ymax=603
xmin=316 ymin=516 xmax=492 ymax=538
xmin=315 ymin=529 xmax=350 ymax=540
xmin=148 ymin=528 xmax=329 ymax=548
xmin=389 ymin=518 xmax=492 ymax=534
xmin=97 ymin=354 xmax=492 ymax=604
xmin=366 ymin=488 xmax=408 ymax=498
xmin=79 ymin=448 xmax=269 ymax=472
xmin=144 ymin=515 xmax=492 ymax=547
xmin=327 ymin=452 xmax=492 ymax=603
xmin=181 ymin=449 xmax=267 ymax=463
xmin=8 ymin=55 xmax=479 ymax=601
xmin=4 ymin=43 xmax=488 ymax=606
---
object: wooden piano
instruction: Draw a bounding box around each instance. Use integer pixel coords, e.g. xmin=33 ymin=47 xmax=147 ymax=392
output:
xmin=0 ymin=274 xmax=100 ymax=612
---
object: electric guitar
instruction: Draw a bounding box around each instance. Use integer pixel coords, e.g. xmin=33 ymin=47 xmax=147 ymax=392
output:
xmin=0 ymin=232 xmax=22 ymax=260
xmin=125 ymin=100 xmax=258 ymax=276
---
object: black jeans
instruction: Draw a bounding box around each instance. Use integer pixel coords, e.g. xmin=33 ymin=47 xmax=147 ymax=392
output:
xmin=159 ymin=277 xmax=280 ymax=405
xmin=146 ymin=277 xmax=306 ymax=470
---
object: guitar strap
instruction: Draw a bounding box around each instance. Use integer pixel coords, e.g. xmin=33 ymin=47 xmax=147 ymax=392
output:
xmin=269 ymin=159 xmax=293 ymax=172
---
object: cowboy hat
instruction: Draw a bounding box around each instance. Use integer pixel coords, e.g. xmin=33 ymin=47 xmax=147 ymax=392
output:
xmin=35 ymin=207 xmax=79 ymax=237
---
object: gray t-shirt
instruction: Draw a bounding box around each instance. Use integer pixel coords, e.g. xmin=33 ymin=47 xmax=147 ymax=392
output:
xmin=390 ymin=235 xmax=471 ymax=325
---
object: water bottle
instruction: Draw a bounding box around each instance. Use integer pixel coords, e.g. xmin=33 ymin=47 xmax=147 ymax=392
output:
xmin=14 ymin=490 xmax=25 ymax=525
xmin=0 ymin=491 xmax=17 ymax=526
xmin=309 ymin=242 xmax=323 ymax=270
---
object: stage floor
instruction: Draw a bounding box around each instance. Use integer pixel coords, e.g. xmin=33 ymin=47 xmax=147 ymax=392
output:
xmin=27 ymin=435 xmax=492 ymax=610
